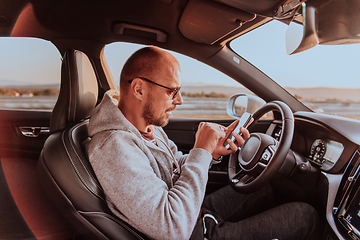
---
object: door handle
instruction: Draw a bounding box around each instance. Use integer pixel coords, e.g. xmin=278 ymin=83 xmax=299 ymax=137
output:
xmin=19 ymin=126 xmax=50 ymax=138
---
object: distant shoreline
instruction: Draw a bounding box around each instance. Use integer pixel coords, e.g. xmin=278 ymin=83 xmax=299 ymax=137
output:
xmin=1 ymin=83 xmax=360 ymax=102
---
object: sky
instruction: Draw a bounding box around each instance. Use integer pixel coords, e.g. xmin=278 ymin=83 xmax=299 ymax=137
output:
xmin=104 ymin=42 xmax=239 ymax=87
xmin=0 ymin=37 xmax=62 ymax=85
xmin=0 ymin=20 xmax=359 ymax=88
xmin=231 ymin=21 xmax=360 ymax=88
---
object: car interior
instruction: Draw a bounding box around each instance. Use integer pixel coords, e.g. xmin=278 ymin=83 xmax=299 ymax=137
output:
xmin=1 ymin=0 xmax=360 ymax=240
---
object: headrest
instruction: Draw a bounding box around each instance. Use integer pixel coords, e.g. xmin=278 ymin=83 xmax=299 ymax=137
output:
xmin=50 ymin=50 xmax=98 ymax=133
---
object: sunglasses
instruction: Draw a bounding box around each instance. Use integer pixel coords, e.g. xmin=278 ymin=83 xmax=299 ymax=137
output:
xmin=128 ymin=77 xmax=181 ymax=100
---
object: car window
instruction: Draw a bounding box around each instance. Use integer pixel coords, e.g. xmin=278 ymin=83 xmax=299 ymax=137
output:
xmin=230 ymin=20 xmax=360 ymax=120
xmin=0 ymin=37 xmax=61 ymax=110
xmin=104 ymin=42 xmax=253 ymax=119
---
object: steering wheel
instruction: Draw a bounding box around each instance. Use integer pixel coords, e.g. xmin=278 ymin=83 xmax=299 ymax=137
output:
xmin=228 ymin=101 xmax=294 ymax=194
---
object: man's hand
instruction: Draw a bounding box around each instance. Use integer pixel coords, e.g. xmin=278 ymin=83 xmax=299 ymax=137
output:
xmin=193 ymin=120 xmax=251 ymax=159
xmin=194 ymin=122 xmax=226 ymax=156
xmin=212 ymin=119 xmax=251 ymax=160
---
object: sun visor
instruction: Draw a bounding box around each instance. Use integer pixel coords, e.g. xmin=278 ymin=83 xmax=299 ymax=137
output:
xmin=10 ymin=3 xmax=59 ymax=39
xmin=179 ymin=0 xmax=255 ymax=45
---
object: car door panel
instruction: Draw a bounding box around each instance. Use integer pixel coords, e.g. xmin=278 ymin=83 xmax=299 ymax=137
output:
xmin=0 ymin=109 xmax=76 ymax=240
xmin=0 ymin=109 xmax=51 ymax=158
xmin=0 ymin=162 xmax=34 ymax=239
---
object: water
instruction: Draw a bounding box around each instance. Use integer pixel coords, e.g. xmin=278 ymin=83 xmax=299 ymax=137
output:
xmin=0 ymin=96 xmax=57 ymax=110
xmin=303 ymin=101 xmax=360 ymax=119
xmin=0 ymin=96 xmax=359 ymax=119
xmin=173 ymin=97 xmax=228 ymax=116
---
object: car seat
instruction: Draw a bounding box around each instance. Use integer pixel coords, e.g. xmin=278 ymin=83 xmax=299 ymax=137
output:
xmin=37 ymin=49 xmax=148 ymax=240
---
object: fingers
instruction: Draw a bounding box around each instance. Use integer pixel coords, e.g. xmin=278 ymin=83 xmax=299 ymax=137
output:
xmin=224 ymin=137 xmax=238 ymax=152
xmin=229 ymin=131 xmax=245 ymax=150
xmin=226 ymin=119 xmax=239 ymax=132
xmin=239 ymin=126 xmax=250 ymax=140
xmin=224 ymin=126 xmax=251 ymax=152
xmin=196 ymin=121 xmax=251 ymax=156
xmin=205 ymin=122 xmax=226 ymax=137
xmin=194 ymin=122 xmax=226 ymax=154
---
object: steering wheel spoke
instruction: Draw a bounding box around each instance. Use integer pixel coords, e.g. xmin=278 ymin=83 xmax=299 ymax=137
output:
xmin=230 ymin=168 xmax=246 ymax=184
xmin=233 ymin=174 xmax=255 ymax=187
xmin=259 ymin=145 xmax=276 ymax=165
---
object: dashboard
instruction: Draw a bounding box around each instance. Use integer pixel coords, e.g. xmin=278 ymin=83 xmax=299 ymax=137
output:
xmin=263 ymin=111 xmax=360 ymax=239
xmin=291 ymin=112 xmax=359 ymax=174
xmin=308 ymin=138 xmax=343 ymax=171
xmin=291 ymin=111 xmax=360 ymax=240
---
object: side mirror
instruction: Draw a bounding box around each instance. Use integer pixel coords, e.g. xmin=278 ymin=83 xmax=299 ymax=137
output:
xmin=226 ymin=93 xmax=266 ymax=119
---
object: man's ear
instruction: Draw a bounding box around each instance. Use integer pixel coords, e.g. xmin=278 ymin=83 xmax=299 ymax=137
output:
xmin=131 ymin=78 xmax=144 ymax=101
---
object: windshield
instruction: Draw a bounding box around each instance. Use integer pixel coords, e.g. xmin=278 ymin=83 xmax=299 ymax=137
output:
xmin=230 ymin=20 xmax=360 ymax=120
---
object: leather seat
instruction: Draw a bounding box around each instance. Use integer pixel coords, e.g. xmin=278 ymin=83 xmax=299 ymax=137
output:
xmin=37 ymin=49 xmax=147 ymax=240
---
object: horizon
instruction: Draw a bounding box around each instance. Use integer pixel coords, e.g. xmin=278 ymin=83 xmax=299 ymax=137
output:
xmin=2 ymin=80 xmax=360 ymax=90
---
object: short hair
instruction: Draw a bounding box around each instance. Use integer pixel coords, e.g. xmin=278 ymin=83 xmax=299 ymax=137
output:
xmin=119 ymin=46 xmax=178 ymax=93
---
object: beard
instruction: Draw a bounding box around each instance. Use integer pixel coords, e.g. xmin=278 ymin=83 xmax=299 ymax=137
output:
xmin=142 ymin=97 xmax=175 ymax=127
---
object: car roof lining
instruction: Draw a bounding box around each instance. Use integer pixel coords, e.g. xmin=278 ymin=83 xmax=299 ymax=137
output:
xmin=178 ymin=0 xmax=256 ymax=45
xmin=3 ymin=0 xmax=280 ymax=60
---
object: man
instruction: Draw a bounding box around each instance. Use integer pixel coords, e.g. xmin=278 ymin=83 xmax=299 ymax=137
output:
xmin=88 ymin=46 xmax=320 ymax=240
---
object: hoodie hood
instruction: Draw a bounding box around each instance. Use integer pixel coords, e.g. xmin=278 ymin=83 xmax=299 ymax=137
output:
xmin=88 ymin=90 xmax=142 ymax=139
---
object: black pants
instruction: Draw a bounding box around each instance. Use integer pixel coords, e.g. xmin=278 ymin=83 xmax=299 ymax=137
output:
xmin=201 ymin=185 xmax=321 ymax=240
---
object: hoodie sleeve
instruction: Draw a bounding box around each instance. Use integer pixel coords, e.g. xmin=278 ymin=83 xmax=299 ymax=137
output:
xmin=88 ymin=131 xmax=212 ymax=240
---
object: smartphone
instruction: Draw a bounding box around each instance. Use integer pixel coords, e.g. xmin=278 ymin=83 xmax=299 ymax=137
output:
xmin=224 ymin=112 xmax=252 ymax=150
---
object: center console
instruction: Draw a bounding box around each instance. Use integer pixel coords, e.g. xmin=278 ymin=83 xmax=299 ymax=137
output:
xmin=333 ymin=151 xmax=360 ymax=239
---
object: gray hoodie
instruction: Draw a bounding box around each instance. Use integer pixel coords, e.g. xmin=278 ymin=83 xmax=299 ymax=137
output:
xmin=87 ymin=91 xmax=212 ymax=240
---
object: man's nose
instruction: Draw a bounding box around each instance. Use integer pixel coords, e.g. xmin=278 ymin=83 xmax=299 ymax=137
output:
xmin=173 ymin=91 xmax=183 ymax=105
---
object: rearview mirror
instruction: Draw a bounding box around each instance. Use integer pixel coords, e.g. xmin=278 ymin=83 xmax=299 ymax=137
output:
xmin=285 ymin=3 xmax=318 ymax=55
xmin=285 ymin=0 xmax=360 ymax=55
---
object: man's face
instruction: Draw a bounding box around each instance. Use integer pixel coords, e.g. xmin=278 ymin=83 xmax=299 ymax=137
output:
xmin=142 ymin=62 xmax=182 ymax=127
